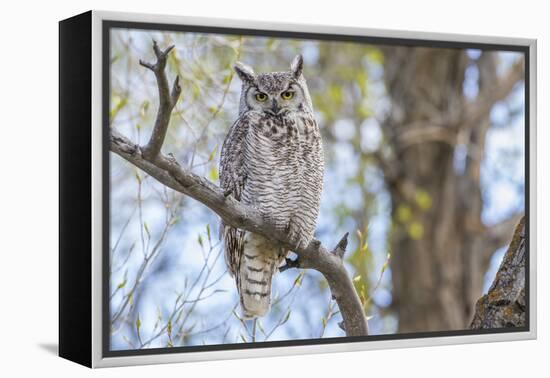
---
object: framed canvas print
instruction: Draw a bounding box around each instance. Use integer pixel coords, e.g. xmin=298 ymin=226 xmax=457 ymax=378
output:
xmin=59 ymin=10 xmax=537 ymax=368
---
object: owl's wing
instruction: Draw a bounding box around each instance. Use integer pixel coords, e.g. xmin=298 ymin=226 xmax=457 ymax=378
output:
xmin=220 ymin=118 xmax=247 ymax=201
xmin=219 ymin=117 xmax=249 ymax=277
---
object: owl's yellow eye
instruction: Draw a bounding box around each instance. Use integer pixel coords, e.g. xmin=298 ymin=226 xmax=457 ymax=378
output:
xmin=255 ymin=92 xmax=268 ymax=102
xmin=281 ymin=91 xmax=295 ymax=100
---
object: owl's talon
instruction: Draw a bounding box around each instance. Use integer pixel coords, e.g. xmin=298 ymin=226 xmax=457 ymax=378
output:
xmin=286 ymin=228 xmax=301 ymax=252
xmin=279 ymin=257 xmax=300 ymax=273
xmin=284 ymin=222 xmax=292 ymax=233
xmin=289 ymin=233 xmax=308 ymax=252
xmin=297 ymin=237 xmax=309 ymax=251
xmin=285 ymin=219 xmax=306 ymax=250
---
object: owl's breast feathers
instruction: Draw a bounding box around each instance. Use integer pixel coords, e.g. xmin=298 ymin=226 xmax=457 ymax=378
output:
xmin=220 ymin=110 xmax=324 ymax=273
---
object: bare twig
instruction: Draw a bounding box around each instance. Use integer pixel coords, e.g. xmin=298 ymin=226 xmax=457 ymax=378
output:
xmin=139 ymin=244 xmax=222 ymax=348
xmin=189 ymin=38 xmax=242 ymax=168
xmin=264 ymin=272 xmax=305 ymax=340
xmin=110 ymin=41 xmax=369 ymax=337
xmin=111 ymin=210 xmax=175 ymax=326
xmin=185 ymin=302 xmax=239 ymax=338
xmin=364 ymin=252 xmax=392 ymax=308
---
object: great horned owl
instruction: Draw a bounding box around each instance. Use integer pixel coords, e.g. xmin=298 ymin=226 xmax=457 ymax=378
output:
xmin=220 ymin=55 xmax=324 ymax=318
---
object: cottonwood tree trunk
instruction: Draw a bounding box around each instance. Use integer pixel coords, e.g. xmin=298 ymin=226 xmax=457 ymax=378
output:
xmin=380 ymin=47 xmax=524 ymax=332
xmin=471 ymin=217 xmax=526 ymax=329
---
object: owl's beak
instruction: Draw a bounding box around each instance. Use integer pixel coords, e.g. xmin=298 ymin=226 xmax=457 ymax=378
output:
xmin=271 ymin=99 xmax=281 ymax=114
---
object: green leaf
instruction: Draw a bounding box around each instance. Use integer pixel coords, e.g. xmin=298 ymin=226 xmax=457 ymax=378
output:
xmin=408 ymin=222 xmax=424 ymax=240
xmin=197 ymin=234 xmax=204 ymax=247
xmin=136 ymin=314 xmax=141 ymax=330
xmin=223 ymin=73 xmax=233 ymax=85
xmin=328 ymin=85 xmax=343 ymax=107
xmin=415 ymin=190 xmax=433 ymax=210
xmin=294 ymin=271 xmax=305 ymax=286
xmin=140 ymin=100 xmax=150 ymax=118
xmin=144 ymin=222 xmax=151 ymax=239
xmin=209 ymin=166 xmax=219 ymax=181
xmin=281 ymin=310 xmax=291 ymax=325
xmin=382 ymin=253 xmax=392 ymax=272
xmin=396 ymin=205 xmax=413 ymax=223
xmin=192 ymin=84 xmax=201 ymax=100
xmin=110 ymin=95 xmax=128 ymax=121
xmin=208 ymin=145 xmax=218 ymax=162
xmin=366 ymin=48 xmax=384 ymax=64
xmin=257 ymin=320 xmax=266 ymax=335
xmin=117 ymin=279 xmax=127 ymax=289
xmin=358 ymin=104 xmax=372 ymax=119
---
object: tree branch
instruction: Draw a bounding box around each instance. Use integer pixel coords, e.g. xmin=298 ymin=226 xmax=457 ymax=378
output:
xmin=397 ymin=124 xmax=457 ymax=148
xmin=476 ymin=212 xmax=525 ymax=272
xmin=464 ymin=58 xmax=524 ymax=129
xmin=484 ymin=213 xmax=524 ymax=255
xmin=138 ymin=41 xmax=181 ymax=160
xmin=470 ymin=217 xmax=526 ymax=329
xmin=110 ymin=42 xmax=369 ymax=337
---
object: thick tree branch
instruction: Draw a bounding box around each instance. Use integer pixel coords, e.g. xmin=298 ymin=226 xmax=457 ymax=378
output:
xmin=398 ymin=124 xmax=457 ymax=148
xmin=464 ymin=58 xmax=524 ymax=129
xmin=483 ymin=213 xmax=524 ymax=258
xmin=471 ymin=217 xmax=526 ymax=329
xmin=110 ymin=42 xmax=369 ymax=337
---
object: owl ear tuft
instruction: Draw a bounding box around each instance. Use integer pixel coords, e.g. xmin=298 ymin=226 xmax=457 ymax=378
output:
xmin=290 ymin=54 xmax=304 ymax=78
xmin=234 ymin=62 xmax=256 ymax=84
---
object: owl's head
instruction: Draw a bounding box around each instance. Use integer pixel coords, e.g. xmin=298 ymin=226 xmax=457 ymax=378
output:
xmin=234 ymin=55 xmax=313 ymax=116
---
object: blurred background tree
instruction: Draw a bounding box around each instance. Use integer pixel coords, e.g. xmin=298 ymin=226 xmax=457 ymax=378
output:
xmin=380 ymin=47 xmax=524 ymax=332
xmin=109 ymin=29 xmax=525 ymax=349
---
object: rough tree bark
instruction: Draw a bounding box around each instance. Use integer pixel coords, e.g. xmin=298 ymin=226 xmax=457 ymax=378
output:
xmin=471 ymin=217 xmax=526 ymax=329
xmin=380 ymin=47 xmax=524 ymax=332
xmin=110 ymin=42 xmax=369 ymax=336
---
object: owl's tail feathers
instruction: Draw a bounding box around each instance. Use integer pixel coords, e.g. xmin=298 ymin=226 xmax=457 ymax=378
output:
xmin=238 ymin=235 xmax=280 ymax=318
xmin=239 ymin=265 xmax=274 ymax=318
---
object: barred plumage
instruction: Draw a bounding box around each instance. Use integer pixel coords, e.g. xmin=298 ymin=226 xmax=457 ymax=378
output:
xmin=220 ymin=55 xmax=324 ymax=318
